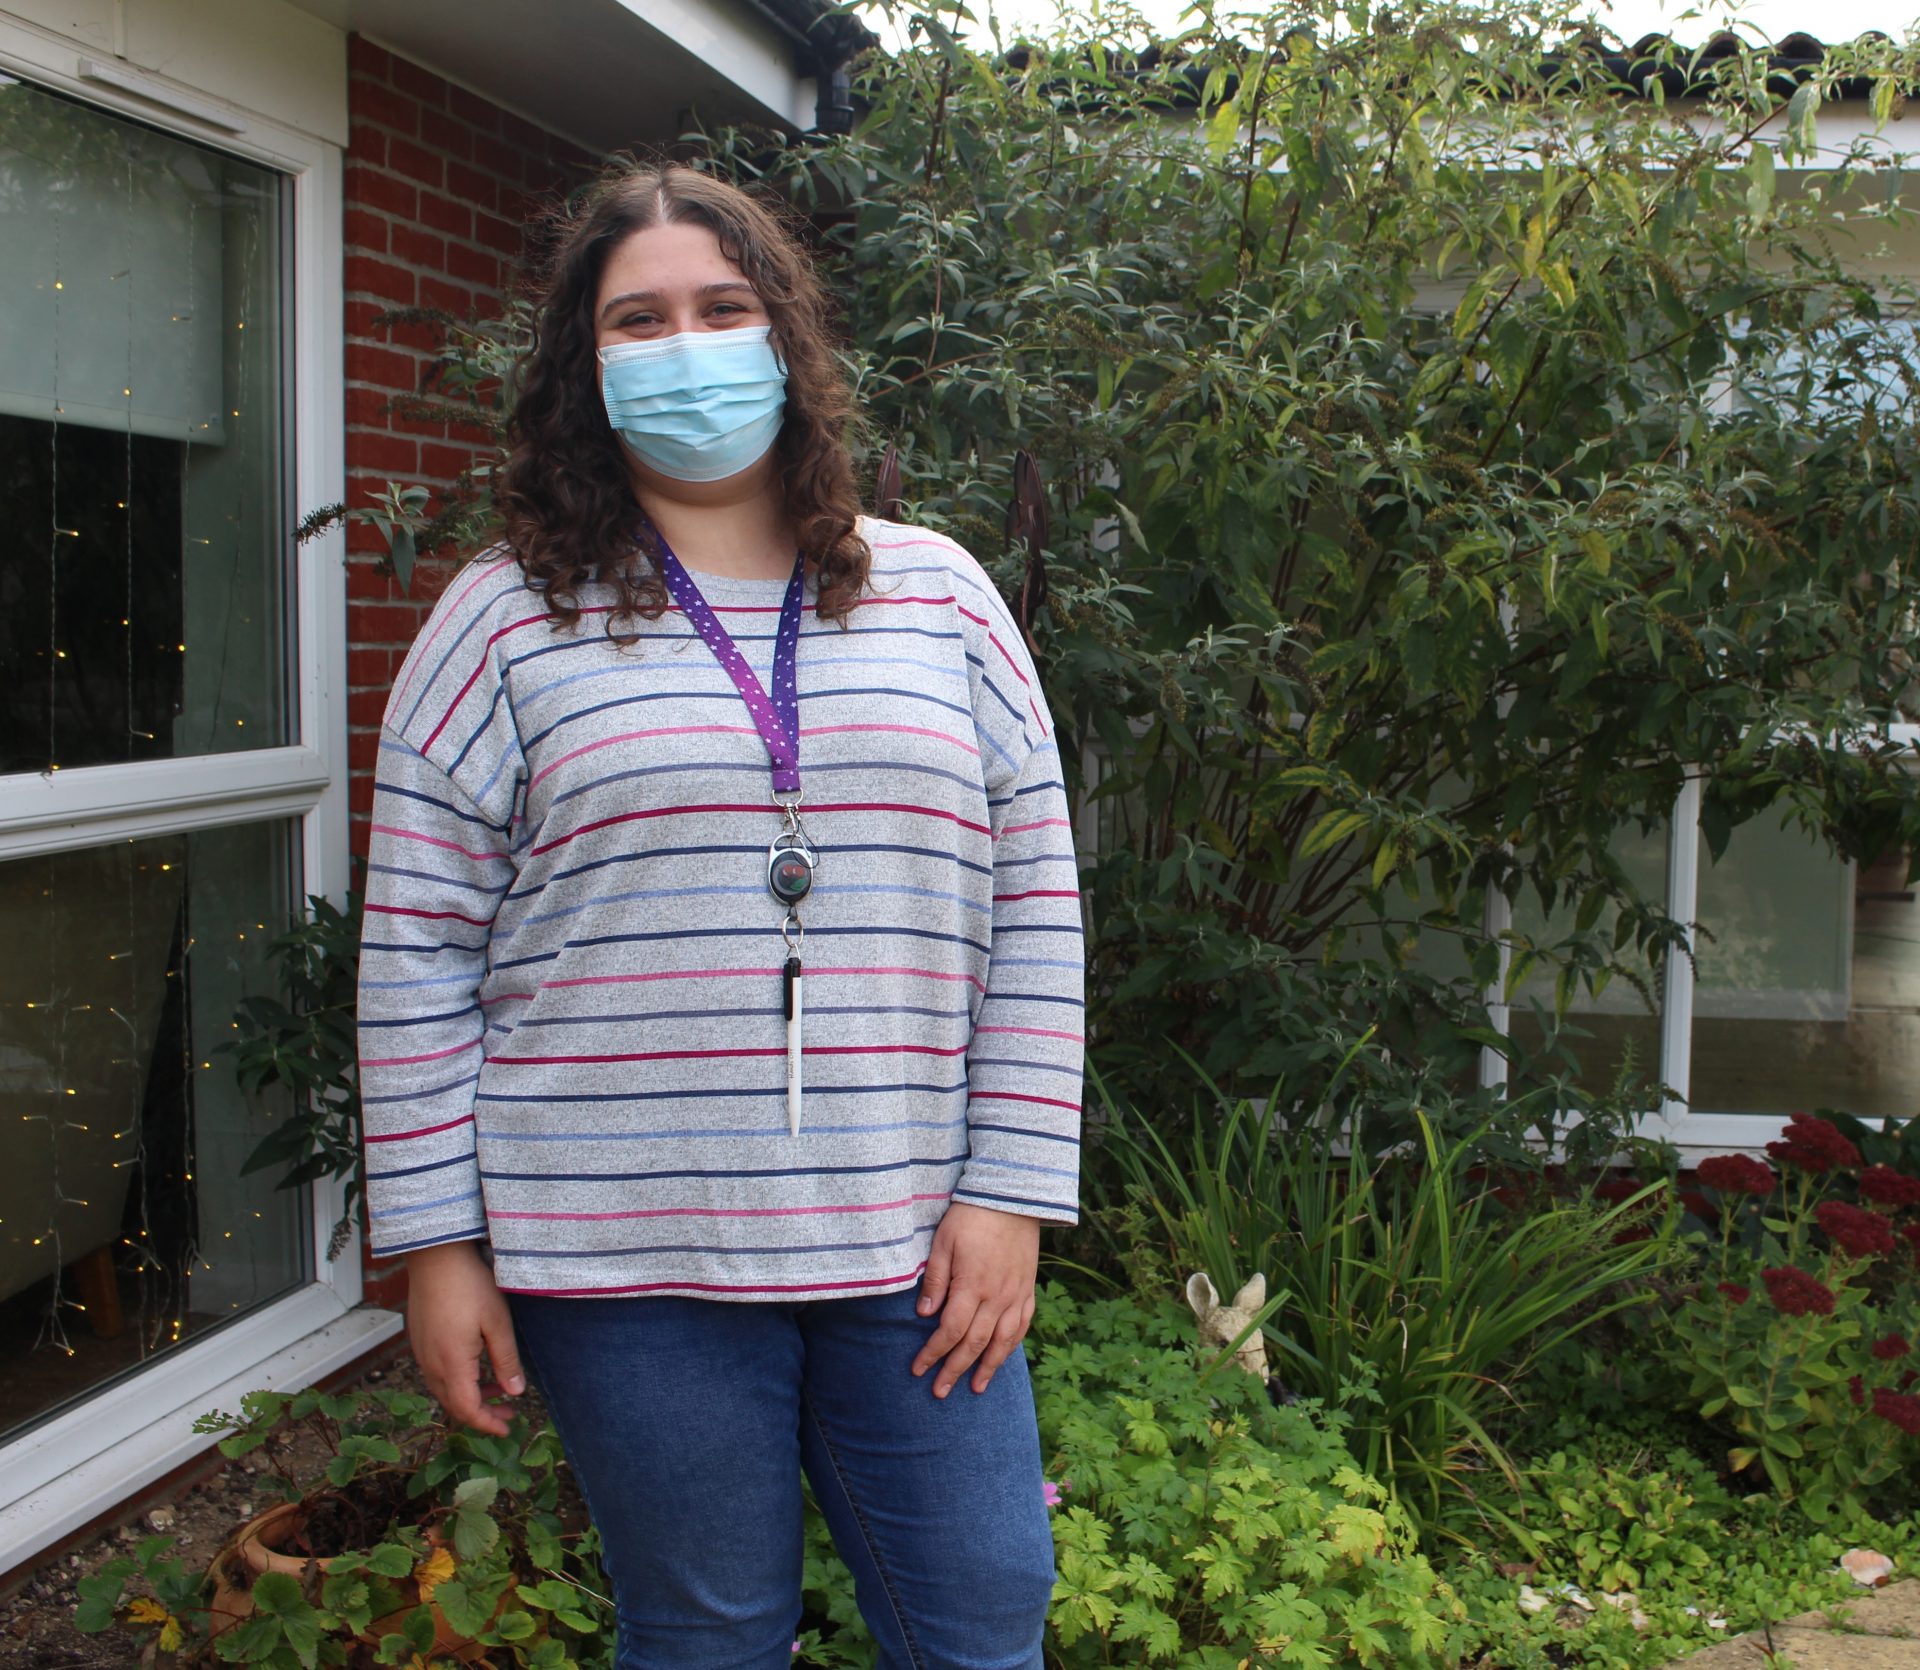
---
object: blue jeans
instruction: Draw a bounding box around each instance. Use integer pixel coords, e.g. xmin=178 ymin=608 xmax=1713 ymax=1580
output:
xmin=507 ymin=1287 xmax=1055 ymax=1670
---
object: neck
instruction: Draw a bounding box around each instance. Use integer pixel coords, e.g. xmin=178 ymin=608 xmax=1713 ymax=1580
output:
xmin=631 ymin=457 xmax=797 ymax=582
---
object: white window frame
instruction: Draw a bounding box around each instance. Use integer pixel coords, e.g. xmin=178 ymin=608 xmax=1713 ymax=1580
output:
xmin=0 ymin=19 xmax=399 ymax=1577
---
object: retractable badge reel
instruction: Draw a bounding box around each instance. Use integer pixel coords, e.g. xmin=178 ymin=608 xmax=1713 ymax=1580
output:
xmin=769 ymin=797 xmax=816 ymax=1140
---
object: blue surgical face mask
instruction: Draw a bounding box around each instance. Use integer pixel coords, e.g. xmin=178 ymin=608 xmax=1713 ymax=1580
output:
xmin=598 ymin=324 xmax=789 ymax=483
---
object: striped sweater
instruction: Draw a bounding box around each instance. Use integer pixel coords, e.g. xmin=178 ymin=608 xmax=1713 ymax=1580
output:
xmin=357 ymin=516 xmax=1084 ymax=1299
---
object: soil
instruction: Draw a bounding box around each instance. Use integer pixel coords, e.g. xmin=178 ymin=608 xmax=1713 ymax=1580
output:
xmin=0 ymin=1352 xmax=493 ymax=1670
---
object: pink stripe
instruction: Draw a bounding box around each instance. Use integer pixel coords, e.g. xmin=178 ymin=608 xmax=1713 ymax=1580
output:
xmin=366 ymin=903 xmax=493 ymax=927
xmin=529 ymin=724 xmax=759 ymax=791
xmin=970 ymin=1090 xmax=1082 ymax=1111
xmin=532 ymin=800 xmax=990 ymax=857
xmin=974 ymin=1025 xmax=1084 ymax=1042
xmin=1001 ymin=818 xmax=1073 ymax=839
xmin=992 ymin=889 xmax=1081 ymax=902
xmin=422 ymin=609 xmax=559 ymax=750
xmin=480 ymin=991 xmax=535 ymax=1005
xmin=390 ymin=557 xmax=516 ymax=708
xmin=491 ymin=1042 xmax=968 ymax=1066
xmin=371 ymin=824 xmax=508 ymax=863
xmin=364 ymin=1111 xmax=476 ymax=1144
xmin=803 ymin=723 xmax=978 ymax=757
xmin=955 ymin=605 xmax=1032 ymax=689
xmin=361 ymin=1038 xmax=484 ymax=1068
xmin=494 ymin=1193 xmax=950 ymax=1223
xmin=499 ymin=1261 xmax=931 ymax=1299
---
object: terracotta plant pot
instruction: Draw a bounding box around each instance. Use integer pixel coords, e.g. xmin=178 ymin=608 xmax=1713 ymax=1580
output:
xmin=205 ymin=1501 xmax=491 ymax=1664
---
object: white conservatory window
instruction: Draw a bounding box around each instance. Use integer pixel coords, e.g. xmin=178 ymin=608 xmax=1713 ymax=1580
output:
xmin=0 ymin=28 xmax=392 ymax=1575
xmin=0 ymin=74 xmax=312 ymax=1443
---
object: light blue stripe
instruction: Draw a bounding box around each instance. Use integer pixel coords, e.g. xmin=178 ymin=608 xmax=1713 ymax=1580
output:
xmin=370 ymin=1187 xmax=484 ymax=1219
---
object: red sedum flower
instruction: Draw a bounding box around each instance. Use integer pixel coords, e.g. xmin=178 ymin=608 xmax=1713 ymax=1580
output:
xmin=1859 ymin=1166 xmax=1920 ymax=1208
xmin=1697 ymin=1154 xmax=1777 ymax=1197
xmin=1851 ymin=1374 xmax=1867 ymax=1407
xmin=1716 ymin=1281 xmax=1751 ymax=1306
xmin=1870 ymin=1387 xmax=1920 ymax=1436
xmin=1872 ymin=1334 xmax=1912 ymax=1361
xmin=1817 ymin=1200 xmax=1897 ymax=1260
xmin=1761 ymin=1265 xmax=1836 ymax=1317
xmin=1765 ymin=1113 xmax=1861 ymax=1174
xmin=1680 ymin=1188 xmax=1715 ymax=1221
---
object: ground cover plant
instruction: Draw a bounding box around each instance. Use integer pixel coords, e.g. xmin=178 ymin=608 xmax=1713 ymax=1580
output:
xmin=1441 ymin=1412 xmax=1920 ymax=1669
xmin=794 ymin=1282 xmax=1464 ymax=1667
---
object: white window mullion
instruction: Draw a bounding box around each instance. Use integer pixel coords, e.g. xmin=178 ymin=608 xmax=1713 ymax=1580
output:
xmin=1480 ymin=885 xmax=1512 ymax=1092
xmin=1656 ymin=773 xmax=1703 ymax=1134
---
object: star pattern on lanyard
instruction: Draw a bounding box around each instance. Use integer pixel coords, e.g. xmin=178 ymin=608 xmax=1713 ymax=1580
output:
xmin=648 ymin=523 xmax=812 ymax=1136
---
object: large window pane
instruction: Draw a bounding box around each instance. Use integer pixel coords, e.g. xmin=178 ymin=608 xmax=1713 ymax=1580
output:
xmin=1507 ymin=820 xmax=1669 ymax=1100
xmin=0 ymin=77 xmax=290 ymax=774
xmin=1690 ymin=820 xmax=1920 ymax=1121
xmin=0 ymin=823 xmax=311 ymax=1440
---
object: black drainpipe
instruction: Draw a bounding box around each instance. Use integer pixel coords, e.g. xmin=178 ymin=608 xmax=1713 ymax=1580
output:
xmin=731 ymin=0 xmax=869 ymax=134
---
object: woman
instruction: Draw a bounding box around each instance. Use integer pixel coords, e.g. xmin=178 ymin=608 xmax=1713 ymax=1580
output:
xmin=356 ymin=161 xmax=1084 ymax=1670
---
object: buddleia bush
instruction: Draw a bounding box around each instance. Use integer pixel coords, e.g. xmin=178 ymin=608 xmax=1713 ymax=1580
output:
xmin=711 ymin=0 xmax=1920 ymax=1158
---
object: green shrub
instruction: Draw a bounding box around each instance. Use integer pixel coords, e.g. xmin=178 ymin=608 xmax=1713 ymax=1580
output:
xmin=700 ymin=0 xmax=1920 ymax=1150
xmin=1104 ymin=1063 xmax=1678 ymax=1538
xmin=796 ymin=1284 xmax=1460 ymax=1667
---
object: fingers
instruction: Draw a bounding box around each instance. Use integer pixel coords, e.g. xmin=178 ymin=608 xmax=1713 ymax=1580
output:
xmin=931 ymin=1298 xmax=1001 ymax=1399
xmin=911 ymin=1289 xmax=979 ymax=1384
xmin=969 ymin=1292 xmax=1036 ymax=1395
xmin=917 ymin=1226 xmax=953 ymax=1318
xmin=481 ymin=1304 xmax=528 ymax=1400
xmin=405 ymin=1251 xmax=521 ymax=1437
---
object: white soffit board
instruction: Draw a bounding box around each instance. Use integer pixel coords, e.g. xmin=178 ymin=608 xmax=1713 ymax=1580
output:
xmin=282 ymin=0 xmax=813 ymax=152
xmin=0 ymin=0 xmax=349 ymax=146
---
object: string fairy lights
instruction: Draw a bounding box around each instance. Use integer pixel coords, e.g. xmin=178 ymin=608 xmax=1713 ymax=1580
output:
xmin=0 ymin=78 xmax=309 ymax=1435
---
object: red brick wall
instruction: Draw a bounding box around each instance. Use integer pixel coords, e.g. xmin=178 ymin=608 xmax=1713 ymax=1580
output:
xmin=342 ymin=38 xmax=593 ymax=1307
xmin=343 ymin=35 xmax=593 ymax=862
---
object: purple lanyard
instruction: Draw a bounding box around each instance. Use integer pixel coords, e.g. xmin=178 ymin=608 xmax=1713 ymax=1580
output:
xmin=649 ymin=528 xmax=805 ymax=797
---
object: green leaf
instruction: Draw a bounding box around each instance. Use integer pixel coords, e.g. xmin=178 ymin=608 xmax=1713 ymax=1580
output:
xmin=1745 ymin=142 xmax=1776 ymax=216
xmin=432 ymin=1578 xmax=492 ymax=1638
xmin=388 ymin=524 xmax=416 ymax=594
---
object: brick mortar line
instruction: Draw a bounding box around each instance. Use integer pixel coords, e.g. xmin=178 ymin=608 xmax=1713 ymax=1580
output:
xmin=349 ymin=108 xmax=571 ymax=175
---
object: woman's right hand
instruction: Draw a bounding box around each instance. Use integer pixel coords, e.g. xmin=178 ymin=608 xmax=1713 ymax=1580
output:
xmin=406 ymin=1241 xmax=526 ymax=1436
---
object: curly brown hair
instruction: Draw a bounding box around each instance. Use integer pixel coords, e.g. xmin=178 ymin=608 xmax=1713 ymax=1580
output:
xmin=498 ymin=159 xmax=871 ymax=635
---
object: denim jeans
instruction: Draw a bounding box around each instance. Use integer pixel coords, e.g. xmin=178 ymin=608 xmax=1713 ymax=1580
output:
xmin=507 ymin=1286 xmax=1055 ymax=1670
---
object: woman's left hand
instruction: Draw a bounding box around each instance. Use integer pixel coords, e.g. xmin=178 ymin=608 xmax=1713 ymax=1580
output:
xmin=911 ymin=1202 xmax=1041 ymax=1398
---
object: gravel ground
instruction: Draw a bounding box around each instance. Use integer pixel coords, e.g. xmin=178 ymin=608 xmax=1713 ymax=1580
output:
xmin=0 ymin=1347 xmax=427 ymax=1670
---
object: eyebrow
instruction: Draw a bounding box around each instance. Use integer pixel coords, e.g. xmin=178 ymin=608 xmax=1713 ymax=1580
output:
xmin=599 ymin=281 xmax=759 ymax=321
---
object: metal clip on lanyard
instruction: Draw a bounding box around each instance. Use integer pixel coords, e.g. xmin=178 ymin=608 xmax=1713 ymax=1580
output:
xmin=769 ymin=795 xmax=816 ymax=1139
xmin=649 ymin=522 xmax=815 ymax=1136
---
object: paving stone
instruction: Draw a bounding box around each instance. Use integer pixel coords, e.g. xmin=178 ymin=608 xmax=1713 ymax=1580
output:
xmin=1663 ymin=1581 xmax=1920 ymax=1668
